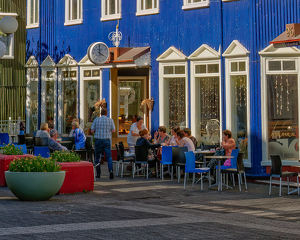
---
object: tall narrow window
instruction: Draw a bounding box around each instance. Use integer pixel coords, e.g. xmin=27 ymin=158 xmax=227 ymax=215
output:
xmin=182 ymin=0 xmax=209 ymax=10
xmin=136 ymin=0 xmax=159 ymax=16
xmin=27 ymin=0 xmax=39 ymax=28
xmin=0 ymin=34 xmax=14 ymax=59
xmin=65 ymin=0 xmax=83 ymax=25
xmin=45 ymin=71 xmax=55 ymax=127
xmin=101 ymin=0 xmax=121 ymax=21
xmin=27 ymin=68 xmax=39 ymax=133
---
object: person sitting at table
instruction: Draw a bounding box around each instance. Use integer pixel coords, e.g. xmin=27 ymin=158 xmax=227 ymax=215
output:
xmin=183 ymin=128 xmax=198 ymax=149
xmin=35 ymin=123 xmax=50 ymax=138
xmin=168 ymin=126 xmax=180 ymax=146
xmin=154 ymin=126 xmax=170 ymax=145
xmin=222 ymin=129 xmax=236 ymax=166
xmin=48 ymin=129 xmax=68 ymax=152
xmin=175 ymin=130 xmax=195 ymax=152
xmin=69 ymin=118 xmax=81 ymax=137
xmin=127 ymin=116 xmax=146 ymax=149
xmin=72 ymin=121 xmax=86 ymax=150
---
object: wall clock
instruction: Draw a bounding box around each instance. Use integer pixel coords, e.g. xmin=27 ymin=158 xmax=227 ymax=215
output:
xmin=87 ymin=42 xmax=109 ymax=65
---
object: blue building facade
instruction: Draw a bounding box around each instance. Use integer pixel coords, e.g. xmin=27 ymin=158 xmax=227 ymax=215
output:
xmin=26 ymin=0 xmax=300 ymax=176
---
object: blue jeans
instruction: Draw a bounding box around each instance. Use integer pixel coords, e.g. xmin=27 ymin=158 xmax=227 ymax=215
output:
xmin=94 ymin=139 xmax=113 ymax=172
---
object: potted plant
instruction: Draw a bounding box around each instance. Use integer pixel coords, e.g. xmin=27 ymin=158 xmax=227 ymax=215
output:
xmin=51 ymin=151 xmax=94 ymax=194
xmin=0 ymin=144 xmax=31 ymax=186
xmin=5 ymin=156 xmax=65 ymax=201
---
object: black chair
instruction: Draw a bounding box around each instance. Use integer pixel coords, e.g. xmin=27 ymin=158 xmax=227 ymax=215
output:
xmin=269 ymin=155 xmax=299 ymax=196
xmin=118 ymin=142 xmax=135 ymax=178
xmin=133 ymin=145 xmax=150 ymax=179
xmin=74 ymin=136 xmax=93 ymax=161
xmin=61 ymin=136 xmax=75 ymax=150
xmin=35 ymin=137 xmax=49 ymax=146
xmin=174 ymin=147 xmax=188 ymax=183
xmin=17 ymin=135 xmax=26 ymax=145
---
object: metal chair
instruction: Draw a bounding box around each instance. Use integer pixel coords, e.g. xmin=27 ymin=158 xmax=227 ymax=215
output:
xmin=0 ymin=133 xmax=9 ymax=145
xmin=133 ymin=145 xmax=149 ymax=179
xmin=74 ymin=136 xmax=93 ymax=161
xmin=118 ymin=142 xmax=135 ymax=178
xmin=35 ymin=137 xmax=49 ymax=146
xmin=173 ymin=147 xmax=188 ymax=183
xmin=160 ymin=146 xmax=173 ymax=180
xmin=34 ymin=146 xmax=50 ymax=158
xmin=17 ymin=135 xmax=26 ymax=145
xmin=269 ymin=155 xmax=299 ymax=196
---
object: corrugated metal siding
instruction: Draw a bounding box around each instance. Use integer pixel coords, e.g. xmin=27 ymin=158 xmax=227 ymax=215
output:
xmin=0 ymin=0 xmax=26 ymax=120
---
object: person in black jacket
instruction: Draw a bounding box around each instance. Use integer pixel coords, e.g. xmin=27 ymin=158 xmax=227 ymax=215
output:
xmin=136 ymin=129 xmax=161 ymax=157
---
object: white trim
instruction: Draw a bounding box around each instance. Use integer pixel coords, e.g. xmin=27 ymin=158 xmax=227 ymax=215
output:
xmin=182 ymin=0 xmax=209 ymax=10
xmin=148 ymin=68 xmax=152 ymax=132
xmin=25 ymin=56 xmax=39 ymax=67
xmin=65 ymin=0 xmax=83 ymax=26
xmin=223 ymin=40 xmax=250 ymax=58
xmin=0 ymin=13 xmax=18 ymax=17
xmin=136 ymin=0 xmax=159 ymax=16
xmin=156 ymin=46 xmax=187 ymax=62
xmin=79 ymin=66 xmax=102 ymax=128
xmin=26 ymin=0 xmax=39 ymax=28
xmin=188 ymin=44 xmax=220 ymax=60
xmin=159 ymin=61 xmax=188 ymax=130
xmin=225 ymin=57 xmax=251 ymax=166
xmin=101 ymin=0 xmax=121 ymax=21
xmin=260 ymin=44 xmax=300 ymax=164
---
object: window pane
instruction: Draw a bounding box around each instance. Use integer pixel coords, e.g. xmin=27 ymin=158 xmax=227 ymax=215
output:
xmin=72 ymin=0 xmax=78 ymax=20
xmin=196 ymin=77 xmax=220 ymax=145
xmin=154 ymin=0 xmax=157 ymax=8
xmin=62 ymin=80 xmax=77 ymax=133
xmin=166 ymin=78 xmax=186 ymax=129
xmin=141 ymin=0 xmax=144 ymax=10
xmin=117 ymin=0 xmax=120 ymax=13
xmin=231 ymin=62 xmax=238 ymax=72
xmin=118 ymin=81 xmax=144 ymax=135
xmin=145 ymin=0 xmax=152 ymax=9
xmin=194 ymin=0 xmax=203 ymax=2
xmin=84 ymin=80 xmax=100 ymax=125
xmin=283 ymin=61 xmax=296 ymax=71
xmin=29 ymin=80 xmax=38 ymax=133
xmin=207 ymin=64 xmax=219 ymax=73
xmin=30 ymin=0 xmax=34 ymax=24
xmin=164 ymin=66 xmax=173 ymax=74
xmin=105 ymin=0 xmax=108 ymax=15
xmin=46 ymin=81 xmax=54 ymax=128
xmin=231 ymin=75 xmax=248 ymax=159
xmin=268 ymin=61 xmax=281 ymax=71
xmin=35 ymin=0 xmax=39 ymax=23
xmin=109 ymin=0 xmax=116 ymax=14
xmin=195 ymin=65 xmax=206 ymax=74
xmin=0 ymin=36 xmax=11 ymax=56
xmin=175 ymin=66 xmax=185 ymax=74
xmin=239 ymin=61 xmax=246 ymax=71
xmin=84 ymin=70 xmax=91 ymax=77
xmin=267 ymin=74 xmax=298 ymax=161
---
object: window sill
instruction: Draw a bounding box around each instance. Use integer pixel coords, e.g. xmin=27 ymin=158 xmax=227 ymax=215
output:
xmin=26 ymin=23 xmax=39 ymax=29
xmin=182 ymin=3 xmax=210 ymax=10
xmin=64 ymin=19 xmax=83 ymax=26
xmin=101 ymin=14 xmax=121 ymax=22
xmin=136 ymin=9 xmax=159 ymax=16
xmin=261 ymin=160 xmax=300 ymax=167
xmin=1 ymin=56 xmax=14 ymax=60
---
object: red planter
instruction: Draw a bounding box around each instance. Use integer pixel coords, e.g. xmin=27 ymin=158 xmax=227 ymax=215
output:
xmin=0 ymin=154 xmax=32 ymax=186
xmin=59 ymin=161 xmax=94 ymax=194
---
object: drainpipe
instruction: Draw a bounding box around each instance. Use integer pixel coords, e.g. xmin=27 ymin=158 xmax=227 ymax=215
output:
xmin=220 ymin=0 xmax=225 ymax=131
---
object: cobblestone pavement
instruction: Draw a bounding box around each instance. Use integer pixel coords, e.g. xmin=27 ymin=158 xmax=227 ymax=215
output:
xmin=1 ymin=166 xmax=300 ymax=239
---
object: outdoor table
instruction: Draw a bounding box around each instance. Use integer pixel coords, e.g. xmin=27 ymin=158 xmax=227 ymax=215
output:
xmin=205 ymin=155 xmax=234 ymax=191
xmin=193 ymin=150 xmax=216 ymax=167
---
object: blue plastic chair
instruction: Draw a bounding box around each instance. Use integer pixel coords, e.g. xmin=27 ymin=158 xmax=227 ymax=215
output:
xmin=184 ymin=151 xmax=211 ymax=190
xmin=34 ymin=146 xmax=50 ymax=158
xmin=15 ymin=144 xmax=27 ymax=154
xmin=216 ymin=149 xmax=239 ymax=171
xmin=0 ymin=133 xmax=9 ymax=145
xmin=160 ymin=146 xmax=173 ymax=180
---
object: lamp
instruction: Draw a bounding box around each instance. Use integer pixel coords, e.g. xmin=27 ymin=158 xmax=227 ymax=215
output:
xmin=0 ymin=16 xmax=18 ymax=34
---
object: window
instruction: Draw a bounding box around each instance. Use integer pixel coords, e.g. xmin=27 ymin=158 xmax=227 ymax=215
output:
xmin=27 ymin=0 xmax=39 ymax=28
xmin=101 ymin=0 xmax=121 ymax=21
xmin=65 ymin=0 xmax=83 ymax=25
xmin=27 ymin=68 xmax=39 ymax=133
xmin=182 ymin=0 xmax=209 ymax=10
xmin=136 ymin=0 xmax=159 ymax=16
xmin=0 ymin=34 xmax=14 ymax=59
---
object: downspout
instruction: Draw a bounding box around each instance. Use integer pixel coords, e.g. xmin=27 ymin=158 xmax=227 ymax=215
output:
xmin=38 ymin=0 xmax=42 ymax=130
xmin=220 ymin=0 xmax=225 ymax=131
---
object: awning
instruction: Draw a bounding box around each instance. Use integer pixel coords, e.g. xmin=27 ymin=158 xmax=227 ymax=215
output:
xmin=270 ymin=23 xmax=300 ymax=48
xmin=108 ymin=47 xmax=151 ymax=66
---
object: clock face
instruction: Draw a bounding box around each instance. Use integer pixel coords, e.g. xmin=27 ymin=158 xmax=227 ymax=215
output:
xmin=88 ymin=42 xmax=109 ymax=65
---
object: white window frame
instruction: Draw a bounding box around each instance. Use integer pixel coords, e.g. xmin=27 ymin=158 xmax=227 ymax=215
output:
xmin=26 ymin=0 xmax=39 ymax=28
xmin=225 ymin=57 xmax=251 ymax=167
xmin=159 ymin=62 xmax=189 ymax=129
xmin=182 ymin=0 xmax=209 ymax=10
xmin=190 ymin=60 xmax=222 ymax=143
xmin=136 ymin=0 xmax=159 ymax=16
xmin=80 ymin=66 xmax=102 ymax=127
xmin=101 ymin=0 xmax=121 ymax=21
xmin=65 ymin=0 xmax=83 ymax=26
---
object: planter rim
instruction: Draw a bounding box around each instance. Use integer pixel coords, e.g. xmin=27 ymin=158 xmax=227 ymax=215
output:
xmin=5 ymin=170 xmax=66 ymax=173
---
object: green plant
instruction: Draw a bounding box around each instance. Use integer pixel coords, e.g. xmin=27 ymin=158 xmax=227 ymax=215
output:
xmin=1 ymin=144 xmax=23 ymax=155
xmin=50 ymin=151 xmax=81 ymax=162
xmin=9 ymin=156 xmax=61 ymax=172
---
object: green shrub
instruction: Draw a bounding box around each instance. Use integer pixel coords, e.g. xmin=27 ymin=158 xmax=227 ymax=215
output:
xmin=9 ymin=156 xmax=61 ymax=172
xmin=50 ymin=151 xmax=81 ymax=162
xmin=1 ymin=144 xmax=23 ymax=155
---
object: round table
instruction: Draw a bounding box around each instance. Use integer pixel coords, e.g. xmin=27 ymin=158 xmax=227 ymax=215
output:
xmin=205 ymin=155 xmax=234 ymax=191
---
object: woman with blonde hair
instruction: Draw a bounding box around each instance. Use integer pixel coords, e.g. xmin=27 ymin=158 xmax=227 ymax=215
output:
xmin=35 ymin=122 xmax=50 ymax=138
xmin=72 ymin=121 xmax=86 ymax=150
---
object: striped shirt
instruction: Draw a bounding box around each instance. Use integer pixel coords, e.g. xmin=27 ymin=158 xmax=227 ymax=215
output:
xmin=91 ymin=116 xmax=115 ymax=139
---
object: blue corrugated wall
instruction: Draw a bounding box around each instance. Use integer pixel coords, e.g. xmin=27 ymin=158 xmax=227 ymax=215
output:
xmin=26 ymin=0 xmax=300 ymax=176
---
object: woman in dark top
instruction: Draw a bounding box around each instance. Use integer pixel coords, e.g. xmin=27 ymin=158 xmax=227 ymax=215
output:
xmin=136 ymin=129 xmax=161 ymax=156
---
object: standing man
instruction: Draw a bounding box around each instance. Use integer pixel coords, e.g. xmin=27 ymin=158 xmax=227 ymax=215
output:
xmin=91 ymin=108 xmax=115 ymax=179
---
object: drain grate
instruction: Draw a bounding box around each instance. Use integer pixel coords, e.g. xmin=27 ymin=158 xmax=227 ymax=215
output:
xmin=40 ymin=210 xmax=70 ymax=215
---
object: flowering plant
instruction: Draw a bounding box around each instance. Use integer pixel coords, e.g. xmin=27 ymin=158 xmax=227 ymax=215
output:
xmin=50 ymin=151 xmax=80 ymax=162
xmin=1 ymin=144 xmax=23 ymax=155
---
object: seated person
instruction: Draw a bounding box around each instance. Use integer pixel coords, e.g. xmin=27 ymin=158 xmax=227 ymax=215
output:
xmin=168 ymin=126 xmax=180 ymax=146
xmin=127 ymin=116 xmax=146 ymax=149
xmin=72 ymin=121 xmax=86 ymax=150
xmin=136 ymin=129 xmax=161 ymax=161
xmin=154 ymin=126 xmax=170 ymax=145
xmin=183 ymin=128 xmax=198 ymax=149
xmin=48 ymin=129 xmax=68 ymax=152
xmin=35 ymin=122 xmax=50 ymax=138
xmin=176 ymin=130 xmax=195 ymax=152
